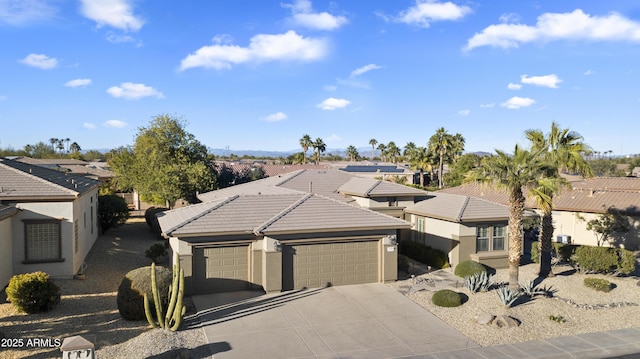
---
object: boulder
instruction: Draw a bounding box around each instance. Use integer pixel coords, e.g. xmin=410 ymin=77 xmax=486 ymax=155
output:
xmin=476 ymin=313 xmax=495 ymax=325
xmin=493 ymin=315 xmax=520 ymax=328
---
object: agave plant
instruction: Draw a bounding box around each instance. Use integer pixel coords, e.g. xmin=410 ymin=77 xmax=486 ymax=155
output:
xmin=519 ymin=279 xmax=546 ymax=297
xmin=464 ymin=271 xmax=493 ymax=293
xmin=496 ymin=285 xmax=521 ymax=308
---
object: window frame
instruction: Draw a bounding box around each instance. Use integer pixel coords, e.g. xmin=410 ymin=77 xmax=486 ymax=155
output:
xmin=23 ymin=219 xmax=65 ymax=264
xmin=476 ymin=223 xmax=507 ymax=252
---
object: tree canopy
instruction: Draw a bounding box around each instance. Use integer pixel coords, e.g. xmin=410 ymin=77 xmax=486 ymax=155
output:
xmin=109 ymin=114 xmax=216 ymax=208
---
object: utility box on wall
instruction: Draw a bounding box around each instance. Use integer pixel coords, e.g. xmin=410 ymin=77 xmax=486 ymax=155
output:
xmin=556 ymin=235 xmax=571 ymax=244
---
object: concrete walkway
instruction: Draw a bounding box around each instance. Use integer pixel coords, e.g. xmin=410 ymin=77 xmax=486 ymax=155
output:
xmin=192 ymin=282 xmax=640 ymax=358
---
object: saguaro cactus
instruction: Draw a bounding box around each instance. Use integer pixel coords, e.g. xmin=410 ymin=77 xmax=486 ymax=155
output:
xmin=144 ymin=253 xmax=186 ymax=331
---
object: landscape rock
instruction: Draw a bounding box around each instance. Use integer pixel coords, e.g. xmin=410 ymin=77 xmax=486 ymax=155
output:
xmin=492 ymin=315 xmax=520 ymax=328
xmin=476 ymin=313 xmax=494 ymax=325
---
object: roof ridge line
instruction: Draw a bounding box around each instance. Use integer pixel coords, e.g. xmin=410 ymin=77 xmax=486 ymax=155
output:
xmin=311 ymin=192 xmax=410 ymax=224
xmin=0 ymin=160 xmax=80 ymax=196
xmin=254 ymin=193 xmax=313 ymax=234
xmin=456 ymin=196 xmax=471 ymax=222
xmin=364 ymin=180 xmax=382 ymax=196
xmin=164 ymin=195 xmax=240 ymax=235
xmin=274 ymin=169 xmax=305 ymax=186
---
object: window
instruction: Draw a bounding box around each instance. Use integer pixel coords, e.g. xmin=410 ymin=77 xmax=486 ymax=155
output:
xmin=388 ymin=197 xmax=398 ymax=207
xmin=476 ymin=224 xmax=506 ymax=252
xmin=414 ymin=217 xmax=426 ymax=243
xmin=24 ymin=220 xmax=63 ymax=262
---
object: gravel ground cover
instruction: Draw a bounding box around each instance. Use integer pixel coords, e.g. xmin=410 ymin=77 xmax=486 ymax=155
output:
xmin=390 ymin=261 xmax=640 ymax=346
xmin=0 ymin=218 xmax=209 ymax=359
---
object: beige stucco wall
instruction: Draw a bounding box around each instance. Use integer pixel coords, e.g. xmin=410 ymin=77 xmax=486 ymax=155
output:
xmin=72 ymin=189 xmax=99 ymax=274
xmin=0 ymin=216 xmax=13 ymax=287
xmin=548 ymin=210 xmax=640 ymax=250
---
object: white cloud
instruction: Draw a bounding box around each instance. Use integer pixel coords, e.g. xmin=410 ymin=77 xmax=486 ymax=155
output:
xmin=350 ymin=64 xmax=382 ymax=78
xmin=106 ymin=32 xmax=141 ymax=46
xmin=179 ymin=30 xmax=327 ymax=71
xmin=107 ymin=82 xmax=164 ymax=99
xmin=263 ymin=112 xmax=288 ymax=122
xmin=499 ymin=13 xmax=520 ymax=24
xmin=323 ymin=85 xmax=337 ymax=91
xmin=103 ymin=120 xmax=127 ymax=128
xmin=501 ymin=96 xmax=535 ymax=109
xmin=465 ymin=9 xmax=640 ymax=51
xmin=480 ymin=103 xmax=495 ymax=108
xmin=507 ymin=83 xmax=522 ymax=90
xmin=19 ymin=53 xmax=57 ymax=69
xmin=317 ymin=97 xmax=350 ymax=110
xmin=83 ymin=122 xmax=96 ymax=129
xmin=396 ymin=0 xmax=472 ymax=27
xmin=458 ymin=109 xmax=470 ymax=116
xmin=521 ymin=74 xmax=562 ymax=88
xmin=64 ymin=78 xmax=92 ymax=87
xmin=584 ymin=69 xmax=595 ymax=75
xmin=282 ymin=0 xmax=348 ymax=31
xmin=325 ymin=134 xmax=342 ymax=143
xmin=79 ymin=0 xmax=143 ymax=31
xmin=0 ymin=0 xmax=57 ymax=25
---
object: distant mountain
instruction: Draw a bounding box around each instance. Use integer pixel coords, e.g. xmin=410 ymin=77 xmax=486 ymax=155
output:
xmin=208 ymin=147 xmax=375 ymax=158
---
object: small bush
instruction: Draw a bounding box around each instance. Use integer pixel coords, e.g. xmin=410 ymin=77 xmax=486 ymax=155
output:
xmin=575 ymin=246 xmax=619 ymax=274
xmin=549 ymin=315 xmax=566 ymax=323
xmin=399 ymin=240 xmax=449 ymax=269
xmin=145 ymin=243 xmax=168 ymax=263
xmin=454 ymin=260 xmax=486 ymax=278
xmin=618 ymin=249 xmax=637 ymax=275
xmin=98 ymin=194 xmax=130 ymax=233
xmin=6 ymin=272 xmax=60 ymax=314
xmin=117 ymin=266 xmax=172 ymax=321
xmin=531 ymin=242 xmax=578 ymax=264
xmin=584 ymin=277 xmax=613 ymax=292
xmin=431 ymin=289 xmax=462 ymax=307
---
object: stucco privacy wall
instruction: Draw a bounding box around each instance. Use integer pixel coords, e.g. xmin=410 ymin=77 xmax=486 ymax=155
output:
xmin=549 ymin=210 xmax=640 ymax=250
xmin=12 ymin=189 xmax=98 ymax=278
xmin=0 ymin=216 xmax=13 ymax=286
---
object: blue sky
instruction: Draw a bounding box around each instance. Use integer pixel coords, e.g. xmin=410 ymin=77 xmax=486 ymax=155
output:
xmin=2 ymin=1 xmax=640 ymax=156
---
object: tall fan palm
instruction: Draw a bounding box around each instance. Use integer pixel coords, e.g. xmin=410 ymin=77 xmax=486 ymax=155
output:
xmin=312 ymin=137 xmax=326 ymax=165
xmin=376 ymin=143 xmax=387 ymax=162
xmin=469 ymin=145 xmax=555 ymax=290
xmin=369 ymin=139 xmax=378 ymax=160
xmin=428 ymin=128 xmax=465 ymax=189
xmin=346 ymin=145 xmax=359 ymax=162
xmin=526 ymin=122 xmax=593 ymax=277
xmin=409 ymin=147 xmax=433 ymax=187
xmin=403 ymin=142 xmax=417 ymax=162
xmin=387 ymin=141 xmax=400 ymax=163
xmin=299 ymin=134 xmax=312 ymax=164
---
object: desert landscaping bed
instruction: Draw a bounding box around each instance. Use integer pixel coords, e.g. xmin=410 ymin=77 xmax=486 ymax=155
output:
xmin=391 ymin=262 xmax=640 ymax=346
xmin=0 ymin=218 xmax=208 ymax=359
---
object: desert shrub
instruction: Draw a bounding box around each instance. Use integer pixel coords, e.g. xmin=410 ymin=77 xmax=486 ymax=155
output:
xmin=431 ymin=289 xmax=462 ymax=307
xmin=98 ymin=194 xmax=130 ymax=233
xmin=454 ymin=260 xmax=486 ymax=278
xmin=531 ymin=242 xmax=578 ymax=264
xmin=117 ymin=266 xmax=172 ymax=321
xmin=574 ymin=246 xmax=632 ymax=274
xmin=464 ymin=271 xmax=492 ymax=293
xmin=145 ymin=243 xmax=168 ymax=263
xmin=145 ymin=207 xmax=169 ymax=235
xmin=584 ymin=277 xmax=613 ymax=292
xmin=496 ymin=285 xmax=521 ymax=308
xmin=6 ymin=272 xmax=60 ymax=314
xmin=399 ymin=240 xmax=449 ymax=269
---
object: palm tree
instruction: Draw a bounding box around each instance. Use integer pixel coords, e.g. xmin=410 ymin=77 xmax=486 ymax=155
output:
xmin=526 ymin=122 xmax=593 ymax=277
xmin=64 ymin=138 xmax=70 ymax=153
xmin=56 ymin=139 xmax=64 ymax=154
xmin=70 ymin=142 xmax=82 ymax=153
xmin=469 ymin=145 xmax=554 ymax=290
xmin=49 ymin=138 xmax=58 ymax=152
xmin=428 ymin=128 xmax=452 ymax=189
xmin=312 ymin=137 xmax=326 ymax=165
xmin=409 ymin=147 xmax=433 ymax=187
xmin=376 ymin=143 xmax=387 ymax=162
xmin=387 ymin=141 xmax=400 ymax=163
xmin=369 ymin=139 xmax=378 ymax=160
xmin=346 ymin=145 xmax=359 ymax=162
xmin=299 ymin=134 xmax=312 ymax=164
xmin=403 ymin=142 xmax=417 ymax=162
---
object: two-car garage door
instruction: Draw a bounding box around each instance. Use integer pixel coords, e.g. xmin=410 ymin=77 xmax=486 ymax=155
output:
xmin=285 ymin=241 xmax=379 ymax=290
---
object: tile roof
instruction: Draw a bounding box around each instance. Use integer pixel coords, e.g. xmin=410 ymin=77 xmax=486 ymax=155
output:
xmin=439 ymin=177 xmax=640 ymax=215
xmin=276 ymin=169 xmax=354 ymax=201
xmin=0 ymin=204 xmax=18 ymax=220
xmin=340 ymin=165 xmax=406 ymax=173
xmin=405 ymin=192 xmax=534 ymax=223
xmin=159 ymin=193 xmax=410 ymax=237
xmin=14 ymin=157 xmax=89 ymax=166
xmin=0 ymin=158 xmax=99 ymax=200
xmin=197 ymin=171 xmax=304 ymax=202
xmin=338 ymin=177 xmax=428 ymax=197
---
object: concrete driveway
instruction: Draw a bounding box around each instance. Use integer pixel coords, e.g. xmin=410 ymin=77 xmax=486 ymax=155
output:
xmin=191 ymin=283 xmax=477 ymax=358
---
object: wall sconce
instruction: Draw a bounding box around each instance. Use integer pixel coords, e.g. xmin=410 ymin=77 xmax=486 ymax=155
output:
xmin=385 ymin=235 xmax=397 ymax=245
xmin=273 ymin=240 xmax=282 ymax=252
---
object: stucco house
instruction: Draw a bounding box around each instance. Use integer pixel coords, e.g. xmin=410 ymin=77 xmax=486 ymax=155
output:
xmin=404 ymin=192 xmax=537 ymax=268
xmin=157 ymin=192 xmax=409 ymax=295
xmin=439 ymin=177 xmax=640 ymax=251
xmin=0 ymin=158 xmax=100 ymax=286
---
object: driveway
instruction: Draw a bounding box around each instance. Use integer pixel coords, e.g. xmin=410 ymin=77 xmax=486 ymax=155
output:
xmin=191 ymin=283 xmax=478 ymax=358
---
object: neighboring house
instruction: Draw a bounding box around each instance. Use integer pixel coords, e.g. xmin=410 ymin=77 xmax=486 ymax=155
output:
xmin=439 ymin=177 xmax=640 ymax=251
xmin=405 ymin=192 xmax=537 ymax=268
xmin=12 ymin=156 xmax=115 ymax=182
xmin=339 ymin=164 xmax=417 ymax=184
xmin=0 ymin=158 xmax=100 ymax=285
xmin=632 ymin=167 xmax=640 ymax=177
xmin=157 ymin=193 xmax=409 ymax=295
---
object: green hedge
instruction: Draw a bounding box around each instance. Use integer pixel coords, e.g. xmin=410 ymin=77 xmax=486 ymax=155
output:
xmin=575 ymin=246 xmax=636 ymax=275
xmin=399 ymin=240 xmax=449 ymax=269
xmin=530 ymin=242 xmax=578 ymax=264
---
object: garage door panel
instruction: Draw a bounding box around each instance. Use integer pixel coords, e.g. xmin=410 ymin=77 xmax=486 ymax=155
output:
xmin=289 ymin=240 xmax=379 ymax=290
xmin=194 ymin=245 xmax=250 ymax=294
